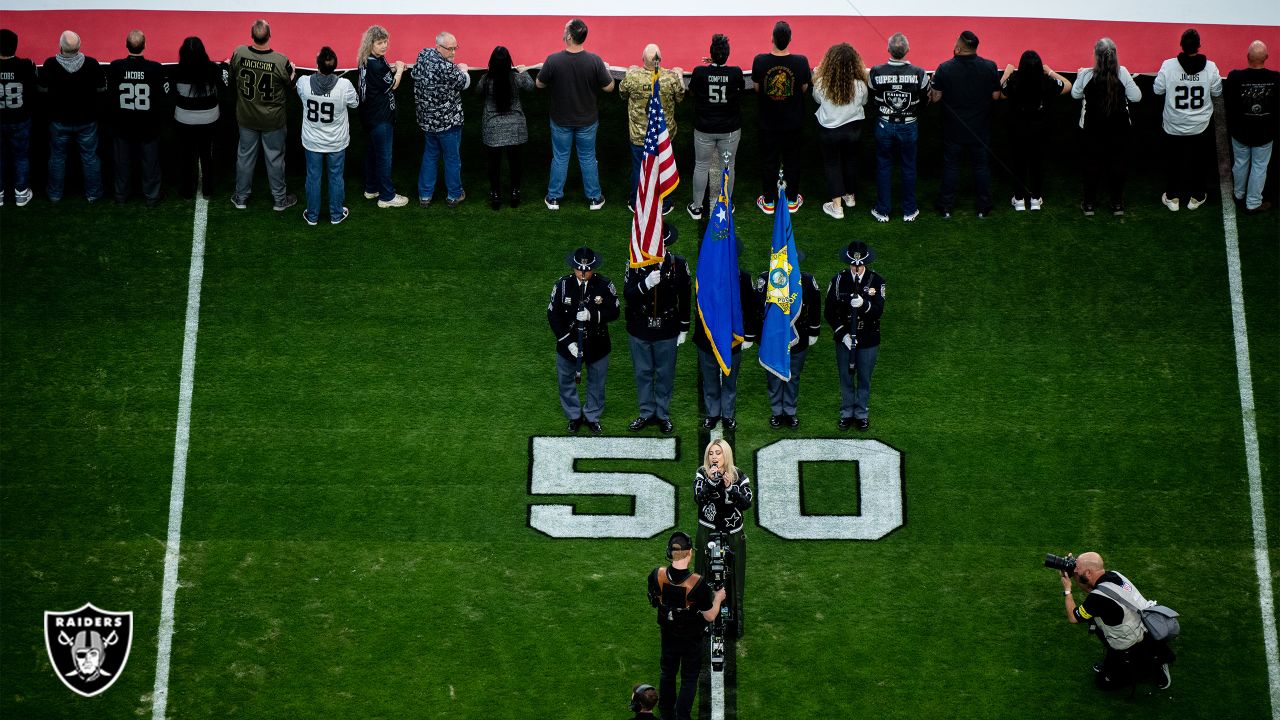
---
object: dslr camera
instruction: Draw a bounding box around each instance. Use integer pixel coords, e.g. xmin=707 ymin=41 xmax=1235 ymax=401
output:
xmin=1044 ymin=553 xmax=1077 ymax=575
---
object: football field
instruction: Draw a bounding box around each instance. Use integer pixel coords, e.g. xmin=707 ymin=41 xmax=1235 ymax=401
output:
xmin=2 ymin=79 xmax=1278 ymax=719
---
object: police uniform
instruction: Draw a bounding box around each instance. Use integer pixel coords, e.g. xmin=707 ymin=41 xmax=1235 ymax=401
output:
xmin=694 ymin=269 xmax=760 ymax=429
xmin=623 ymin=226 xmax=690 ymax=433
xmin=547 ymin=247 xmax=620 ymax=433
xmin=693 ymin=465 xmax=751 ymax=635
xmin=647 ymin=532 xmax=715 ymax=720
xmin=1074 ymin=571 xmax=1175 ymax=689
xmin=755 ymin=265 xmax=821 ymax=428
xmin=826 ymin=242 xmax=885 ymax=431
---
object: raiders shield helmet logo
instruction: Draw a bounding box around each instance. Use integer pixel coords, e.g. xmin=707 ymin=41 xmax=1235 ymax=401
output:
xmin=44 ymin=603 xmax=133 ymax=697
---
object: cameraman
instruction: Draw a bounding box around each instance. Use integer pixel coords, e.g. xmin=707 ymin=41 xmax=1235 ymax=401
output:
xmin=647 ymin=531 xmax=725 ymax=720
xmin=1059 ymin=551 xmax=1174 ymax=690
xmin=693 ymin=438 xmax=752 ymax=633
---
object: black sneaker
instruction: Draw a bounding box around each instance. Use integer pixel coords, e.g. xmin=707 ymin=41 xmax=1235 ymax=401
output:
xmin=1081 ymin=201 xmax=1095 ymax=217
xmin=544 ymin=195 xmax=560 ymax=211
xmin=838 ymin=417 xmax=856 ymax=431
xmin=510 ymin=189 xmax=522 ymax=208
xmin=1111 ymin=204 xmax=1125 ymax=217
xmin=587 ymin=420 xmax=603 ymax=435
xmin=702 ymin=416 xmax=719 ymax=430
xmin=273 ymin=193 xmax=298 ymax=211
xmin=786 ymin=414 xmax=800 ymax=429
xmin=855 ymin=417 xmax=870 ymax=431
xmin=567 ymin=417 xmax=583 ymax=433
xmin=769 ymin=415 xmax=784 ymax=428
xmin=723 ymin=417 xmax=737 ymax=431
xmin=658 ymin=418 xmax=674 ymax=434
xmin=490 ymin=191 xmax=501 ymax=210
xmin=687 ymin=203 xmax=704 ymax=221
xmin=588 ymin=196 xmax=606 ymax=211
xmin=628 ymin=416 xmax=652 ymax=432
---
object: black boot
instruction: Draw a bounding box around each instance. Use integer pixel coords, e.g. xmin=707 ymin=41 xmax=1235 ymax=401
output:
xmin=509 ymin=188 xmax=522 ymax=208
xmin=490 ymin=191 xmax=501 ymax=210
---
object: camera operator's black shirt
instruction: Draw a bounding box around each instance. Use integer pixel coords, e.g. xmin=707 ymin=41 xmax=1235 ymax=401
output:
xmin=1075 ymin=571 xmax=1126 ymax=627
xmin=648 ymin=566 xmax=713 ymax=635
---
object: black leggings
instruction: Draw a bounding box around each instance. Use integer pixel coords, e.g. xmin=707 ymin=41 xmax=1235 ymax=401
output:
xmin=486 ymin=144 xmax=523 ymax=194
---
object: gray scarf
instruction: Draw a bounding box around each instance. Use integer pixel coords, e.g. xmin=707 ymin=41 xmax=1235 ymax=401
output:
xmin=56 ymin=52 xmax=85 ymax=74
xmin=310 ymin=73 xmax=339 ymax=96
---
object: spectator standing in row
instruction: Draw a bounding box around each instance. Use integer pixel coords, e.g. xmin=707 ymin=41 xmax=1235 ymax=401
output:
xmin=868 ymin=33 xmax=929 ymax=223
xmin=230 ymin=19 xmax=296 ymax=211
xmin=619 ymin=43 xmax=684 ymax=214
xmin=41 ymin=30 xmax=105 ymax=203
xmin=753 ymin=20 xmax=810 ymax=215
xmin=1072 ymin=38 xmax=1141 ymax=216
xmin=686 ymin=33 xmax=745 ymax=220
xmin=170 ymin=37 xmax=224 ymax=199
xmin=1226 ymin=41 xmax=1277 ymax=214
xmin=931 ymin=30 xmax=999 ymax=219
xmin=412 ymin=31 xmax=469 ymax=208
xmin=999 ymin=50 xmax=1070 ymax=211
xmin=109 ymin=29 xmax=168 ymax=206
xmin=812 ymin=42 xmax=869 ymax=220
xmin=0 ymin=29 xmax=37 ymax=207
xmin=297 ymin=46 xmax=358 ymax=226
xmin=476 ymin=46 xmax=533 ymax=210
xmin=537 ymin=18 xmax=615 ymax=211
xmin=1153 ymin=28 xmax=1222 ymax=212
xmin=357 ymin=25 xmax=408 ymax=208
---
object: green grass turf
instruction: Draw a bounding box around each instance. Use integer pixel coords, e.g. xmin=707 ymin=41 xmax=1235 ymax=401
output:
xmin=2 ymin=70 xmax=1278 ymax=719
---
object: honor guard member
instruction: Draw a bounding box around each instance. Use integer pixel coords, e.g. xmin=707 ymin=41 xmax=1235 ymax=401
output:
xmin=693 ymin=438 xmax=751 ymax=633
xmin=108 ymin=30 xmax=168 ymax=206
xmin=694 ymin=266 xmax=760 ymax=430
xmin=548 ymin=246 xmax=620 ymax=434
xmin=624 ymin=224 xmax=691 ymax=434
xmin=647 ymin=531 xmax=725 ymax=720
xmin=755 ymin=251 xmax=822 ymax=428
xmin=826 ymin=241 xmax=885 ymax=431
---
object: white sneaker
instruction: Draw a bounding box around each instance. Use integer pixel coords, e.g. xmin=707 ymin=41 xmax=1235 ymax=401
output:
xmin=822 ymin=201 xmax=844 ymax=219
xmin=842 ymin=194 xmax=856 ymax=208
xmin=377 ymin=194 xmax=409 ymax=208
xmin=0 ymin=190 xmax=5 ymax=206
xmin=1187 ymin=195 xmax=1206 ymax=211
xmin=15 ymin=188 xmax=33 ymax=206
xmin=363 ymin=191 xmax=379 ymax=200
xmin=870 ymin=208 xmax=890 ymax=223
xmin=1029 ymin=197 xmax=1043 ymax=211
xmin=1161 ymin=193 xmax=1180 ymax=212
xmin=1011 ymin=196 xmax=1026 ymax=211
xmin=903 ymin=209 xmax=920 ymax=222
xmin=588 ymin=196 xmax=606 ymax=211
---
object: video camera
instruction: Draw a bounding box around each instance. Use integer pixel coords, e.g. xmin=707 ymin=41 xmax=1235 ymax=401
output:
xmin=706 ymin=533 xmax=732 ymax=672
xmin=1044 ymin=553 xmax=1076 ymax=575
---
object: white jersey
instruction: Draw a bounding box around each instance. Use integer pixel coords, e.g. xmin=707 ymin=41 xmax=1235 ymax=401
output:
xmin=296 ymin=74 xmax=359 ymax=152
xmin=1152 ymin=56 xmax=1223 ymax=136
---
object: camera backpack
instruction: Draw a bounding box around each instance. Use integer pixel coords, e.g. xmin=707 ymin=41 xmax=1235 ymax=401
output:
xmin=1093 ymin=583 xmax=1181 ymax=642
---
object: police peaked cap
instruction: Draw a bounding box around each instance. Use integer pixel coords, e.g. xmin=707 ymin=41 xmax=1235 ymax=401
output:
xmin=566 ymin=246 xmax=602 ymax=270
xmin=840 ymin=241 xmax=876 ymax=266
xmin=662 ymin=223 xmax=679 ymax=247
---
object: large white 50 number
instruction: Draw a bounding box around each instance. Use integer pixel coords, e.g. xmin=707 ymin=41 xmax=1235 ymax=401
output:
xmin=528 ymin=437 xmax=903 ymax=540
xmin=529 ymin=436 xmax=677 ymax=538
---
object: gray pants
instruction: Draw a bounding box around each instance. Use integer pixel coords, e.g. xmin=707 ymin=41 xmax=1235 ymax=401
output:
xmin=692 ymin=129 xmax=740 ymax=206
xmin=556 ymin=352 xmax=608 ymax=422
xmin=629 ymin=336 xmax=678 ymax=420
xmin=113 ymin=135 xmax=161 ymax=202
xmin=836 ymin=342 xmax=878 ymax=420
xmin=698 ymin=347 xmax=741 ymax=418
xmin=766 ymin=348 xmax=807 ymax=415
xmin=234 ymin=125 xmax=288 ymax=204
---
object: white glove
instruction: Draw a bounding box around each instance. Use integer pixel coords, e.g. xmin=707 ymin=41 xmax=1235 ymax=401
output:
xmin=575 ymin=308 xmax=591 ymax=322
xmin=742 ymin=341 xmax=754 ymax=349
xmin=851 ymin=294 xmax=865 ymax=309
xmin=842 ymin=335 xmax=854 ymax=350
xmin=645 ymin=269 xmax=663 ymax=289
xmin=568 ymin=342 xmax=580 ymax=358
xmin=677 ymin=331 xmax=687 ymax=346
xmin=809 ymin=335 xmax=818 ymax=346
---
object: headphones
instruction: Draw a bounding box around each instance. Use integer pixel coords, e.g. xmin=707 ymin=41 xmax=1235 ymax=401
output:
xmin=630 ymin=684 xmax=656 ymax=712
xmin=666 ymin=531 xmax=691 ymax=560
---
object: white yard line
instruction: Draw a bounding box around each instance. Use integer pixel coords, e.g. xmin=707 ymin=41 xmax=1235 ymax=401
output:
xmin=151 ymin=186 xmax=208 ymax=720
xmin=711 ymin=660 xmax=725 ymax=720
xmin=1214 ymin=107 xmax=1280 ymax=719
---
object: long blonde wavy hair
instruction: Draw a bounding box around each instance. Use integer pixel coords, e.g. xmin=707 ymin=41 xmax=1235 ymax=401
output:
xmin=357 ymin=25 xmax=389 ymax=68
xmin=702 ymin=438 xmax=738 ymax=483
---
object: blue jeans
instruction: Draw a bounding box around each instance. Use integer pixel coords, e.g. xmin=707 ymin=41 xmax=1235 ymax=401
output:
xmin=874 ymin=120 xmax=919 ymax=216
xmin=304 ymin=148 xmax=346 ymax=223
xmin=418 ymin=125 xmax=462 ymax=201
xmin=1231 ymin=138 xmax=1272 ymax=210
xmin=48 ymin=121 xmax=103 ymax=201
xmin=364 ymin=121 xmax=395 ymax=202
xmin=547 ymin=120 xmax=601 ymax=201
xmin=1 ymin=118 xmax=32 ymax=192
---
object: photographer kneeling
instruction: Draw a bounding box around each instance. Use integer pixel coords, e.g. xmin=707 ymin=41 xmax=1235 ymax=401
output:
xmin=1057 ymin=551 xmax=1174 ymax=690
xmin=647 ymin=532 xmax=726 ymax=720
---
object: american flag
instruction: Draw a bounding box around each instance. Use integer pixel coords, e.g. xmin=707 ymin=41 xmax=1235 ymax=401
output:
xmin=629 ymin=73 xmax=679 ymax=268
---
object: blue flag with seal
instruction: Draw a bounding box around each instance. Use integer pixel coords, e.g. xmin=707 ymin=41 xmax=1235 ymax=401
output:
xmin=759 ymin=182 xmax=801 ymax=381
xmin=695 ymin=166 xmax=744 ymax=376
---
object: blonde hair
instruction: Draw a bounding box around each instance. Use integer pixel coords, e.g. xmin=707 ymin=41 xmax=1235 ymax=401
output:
xmin=357 ymin=25 xmax=389 ymax=68
xmin=702 ymin=439 xmax=738 ymax=483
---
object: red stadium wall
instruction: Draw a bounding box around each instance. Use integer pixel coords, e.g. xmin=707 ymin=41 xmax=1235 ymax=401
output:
xmin=3 ymin=11 xmax=1277 ymax=73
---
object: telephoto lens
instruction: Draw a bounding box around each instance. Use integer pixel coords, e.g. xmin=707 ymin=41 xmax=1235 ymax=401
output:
xmin=1044 ymin=553 xmax=1077 ymax=575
